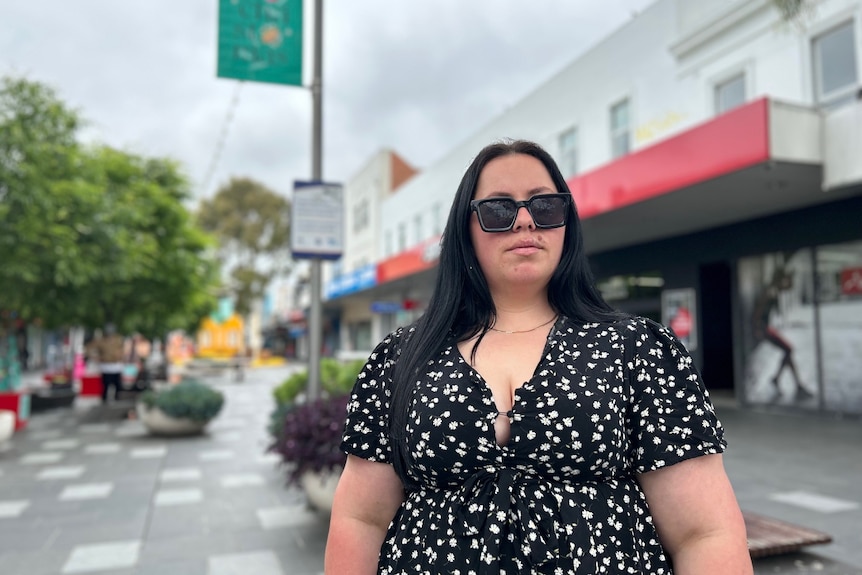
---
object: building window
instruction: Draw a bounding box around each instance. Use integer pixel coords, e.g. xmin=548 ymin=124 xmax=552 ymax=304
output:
xmin=397 ymin=222 xmax=407 ymax=252
xmin=384 ymin=230 xmax=393 ymax=257
xmin=413 ymin=214 xmax=423 ymax=245
xmin=431 ymin=202 xmax=444 ymax=236
xmin=353 ymin=199 xmax=369 ymax=233
xmin=610 ymin=99 xmax=631 ymax=159
xmin=715 ymin=73 xmax=746 ymax=114
xmin=813 ymin=20 xmax=859 ymax=108
xmin=558 ymin=127 xmax=578 ymax=177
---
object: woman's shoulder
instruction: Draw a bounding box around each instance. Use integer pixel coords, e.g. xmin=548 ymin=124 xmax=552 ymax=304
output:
xmin=382 ymin=323 xmax=416 ymax=346
xmin=557 ymin=313 xmax=647 ymax=334
xmin=367 ymin=323 xmax=418 ymax=360
xmin=556 ymin=315 xmax=678 ymax=350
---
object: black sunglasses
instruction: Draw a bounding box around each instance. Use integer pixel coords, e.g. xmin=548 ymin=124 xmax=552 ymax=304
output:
xmin=470 ymin=193 xmax=571 ymax=232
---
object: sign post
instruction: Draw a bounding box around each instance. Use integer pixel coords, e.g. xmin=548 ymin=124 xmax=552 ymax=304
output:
xmin=217 ymin=0 xmax=328 ymax=399
xmin=291 ymin=181 xmax=341 ymax=400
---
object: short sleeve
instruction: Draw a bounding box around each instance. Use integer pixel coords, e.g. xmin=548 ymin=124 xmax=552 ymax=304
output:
xmin=340 ymin=328 xmax=403 ymax=464
xmin=625 ymin=317 xmax=726 ymax=473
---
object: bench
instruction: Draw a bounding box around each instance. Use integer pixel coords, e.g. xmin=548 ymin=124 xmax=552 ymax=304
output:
xmin=744 ymin=511 xmax=833 ymax=558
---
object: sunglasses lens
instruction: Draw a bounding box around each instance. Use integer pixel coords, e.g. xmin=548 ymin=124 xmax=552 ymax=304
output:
xmin=478 ymin=200 xmax=517 ymax=230
xmin=473 ymin=194 xmax=570 ymax=231
xmin=530 ymin=196 xmax=568 ymax=227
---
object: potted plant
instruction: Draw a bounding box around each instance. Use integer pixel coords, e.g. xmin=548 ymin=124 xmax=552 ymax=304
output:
xmin=0 ymin=409 xmax=15 ymax=445
xmin=137 ymin=379 xmax=224 ymax=436
xmin=268 ymin=358 xmax=364 ymax=512
xmin=267 ymin=369 xmax=307 ymax=439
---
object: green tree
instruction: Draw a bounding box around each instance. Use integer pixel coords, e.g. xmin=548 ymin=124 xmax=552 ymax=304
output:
xmin=772 ymin=0 xmax=815 ymax=26
xmin=197 ymin=177 xmax=292 ymax=315
xmin=0 ymin=76 xmax=219 ymax=338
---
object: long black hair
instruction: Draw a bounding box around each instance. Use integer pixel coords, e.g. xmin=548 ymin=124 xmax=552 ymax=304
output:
xmin=388 ymin=139 xmax=624 ymax=485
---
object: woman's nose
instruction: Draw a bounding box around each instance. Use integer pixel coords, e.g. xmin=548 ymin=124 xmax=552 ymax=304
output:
xmin=512 ymin=205 xmax=535 ymax=230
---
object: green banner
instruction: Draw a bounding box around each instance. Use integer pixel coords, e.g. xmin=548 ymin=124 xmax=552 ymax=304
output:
xmin=217 ymin=0 xmax=303 ymax=86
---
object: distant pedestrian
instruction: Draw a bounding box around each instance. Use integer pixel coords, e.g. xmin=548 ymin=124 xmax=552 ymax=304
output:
xmin=233 ymin=351 xmax=245 ymax=383
xmin=86 ymin=324 xmax=125 ymax=404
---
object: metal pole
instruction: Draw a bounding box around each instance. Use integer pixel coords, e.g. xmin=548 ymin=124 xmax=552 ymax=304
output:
xmin=307 ymin=0 xmax=323 ymax=400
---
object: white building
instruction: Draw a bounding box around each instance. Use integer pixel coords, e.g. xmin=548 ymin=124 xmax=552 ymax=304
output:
xmin=324 ymin=0 xmax=862 ymax=414
xmin=323 ymin=149 xmax=417 ymax=358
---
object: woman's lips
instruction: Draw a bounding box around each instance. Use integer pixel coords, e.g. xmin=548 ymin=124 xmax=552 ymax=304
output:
xmin=508 ymin=241 xmax=541 ymax=255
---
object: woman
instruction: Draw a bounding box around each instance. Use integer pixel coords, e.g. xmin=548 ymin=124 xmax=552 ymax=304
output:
xmin=325 ymin=140 xmax=752 ymax=574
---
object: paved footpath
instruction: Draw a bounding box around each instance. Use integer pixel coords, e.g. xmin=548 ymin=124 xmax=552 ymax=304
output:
xmin=715 ymin=396 xmax=862 ymax=575
xmin=0 ymin=365 xmax=328 ymax=575
xmin=1 ymin=368 xmax=860 ymax=574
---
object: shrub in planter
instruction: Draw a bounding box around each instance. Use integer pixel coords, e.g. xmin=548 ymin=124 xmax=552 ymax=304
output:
xmin=269 ymin=370 xmax=308 ymax=440
xmin=322 ymin=358 xmax=366 ymax=396
xmin=268 ymin=359 xmax=365 ymax=501
xmin=273 ymin=370 xmax=308 ymax=407
xmin=268 ymin=359 xmax=364 ymax=442
xmin=269 ymin=393 xmax=350 ymax=487
xmin=139 ymin=380 xmax=225 ymax=423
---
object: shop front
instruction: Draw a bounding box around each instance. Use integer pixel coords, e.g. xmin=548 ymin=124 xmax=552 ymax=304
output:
xmin=579 ymin=98 xmax=862 ymax=413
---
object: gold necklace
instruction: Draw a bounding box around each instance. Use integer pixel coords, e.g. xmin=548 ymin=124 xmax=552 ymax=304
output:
xmin=489 ymin=315 xmax=557 ymax=335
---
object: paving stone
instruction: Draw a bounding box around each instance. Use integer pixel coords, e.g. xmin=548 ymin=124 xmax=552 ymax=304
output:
xmin=61 ymin=540 xmax=140 ymax=573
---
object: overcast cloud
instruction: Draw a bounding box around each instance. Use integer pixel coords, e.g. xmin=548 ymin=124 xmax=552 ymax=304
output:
xmin=2 ymin=0 xmax=654 ymax=201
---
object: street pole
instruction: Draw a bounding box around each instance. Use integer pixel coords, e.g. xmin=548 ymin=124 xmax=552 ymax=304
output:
xmin=307 ymin=0 xmax=323 ymax=400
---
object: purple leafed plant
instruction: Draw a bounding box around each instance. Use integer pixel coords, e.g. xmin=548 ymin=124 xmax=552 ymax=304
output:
xmin=269 ymin=393 xmax=349 ymax=486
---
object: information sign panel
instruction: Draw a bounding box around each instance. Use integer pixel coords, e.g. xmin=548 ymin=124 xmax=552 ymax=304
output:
xmin=291 ymin=181 xmax=343 ymax=260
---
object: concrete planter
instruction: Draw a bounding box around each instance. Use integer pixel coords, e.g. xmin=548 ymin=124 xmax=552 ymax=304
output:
xmin=300 ymin=466 xmax=343 ymax=513
xmin=136 ymin=403 xmax=209 ymax=436
xmin=0 ymin=409 xmax=15 ymax=444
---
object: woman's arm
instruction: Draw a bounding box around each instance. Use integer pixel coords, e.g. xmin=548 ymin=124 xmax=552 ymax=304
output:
xmin=638 ymin=453 xmax=753 ymax=575
xmin=324 ymin=454 xmax=405 ymax=575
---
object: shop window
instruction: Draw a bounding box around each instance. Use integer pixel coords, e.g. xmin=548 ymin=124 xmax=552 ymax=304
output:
xmin=598 ymin=273 xmax=664 ymax=302
xmin=380 ymin=313 xmax=396 ymax=336
xmin=597 ymin=273 xmax=663 ymax=321
xmin=812 ymin=20 xmax=859 ymax=108
xmin=558 ymin=127 xmax=579 ymax=177
xmin=351 ymin=320 xmax=372 ymax=352
xmin=738 ymin=250 xmax=818 ymax=409
xmin=715 ymin=73 xmax=746 ymax=115
xmin=610 ymin=99 xmax=631 ymax=159
xmin=816 ymin=240 xmax=862 ymax=413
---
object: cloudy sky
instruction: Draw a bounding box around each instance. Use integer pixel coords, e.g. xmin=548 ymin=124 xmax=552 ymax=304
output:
xmin=2 ymin=0 xmax=654 ymax=202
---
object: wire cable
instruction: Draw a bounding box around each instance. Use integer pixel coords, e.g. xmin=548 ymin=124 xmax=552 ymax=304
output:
xmin=200 ymin=81 xmax=244 ymax=198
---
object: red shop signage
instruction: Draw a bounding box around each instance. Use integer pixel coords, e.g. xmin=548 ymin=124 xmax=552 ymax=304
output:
xmin=840 ymin=267 xmax=862 ymax=295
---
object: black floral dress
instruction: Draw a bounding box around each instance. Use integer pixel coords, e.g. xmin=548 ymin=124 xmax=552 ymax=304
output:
xmin=341 ymin=316 xmax=726 ymax=574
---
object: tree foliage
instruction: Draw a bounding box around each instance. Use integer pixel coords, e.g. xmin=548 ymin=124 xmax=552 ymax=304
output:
xmin=772 ymin=0 xmax=816 ymax=27
xmin=197 ymin=177 xmax=291 ymax=315
xmin=773 ymin=0 xmax=804 ymax=20
xmin=0 ymin=76 xmax=219 ymax=338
